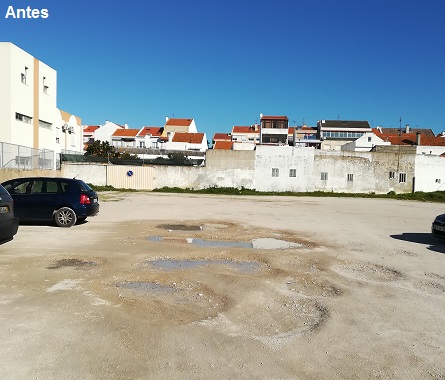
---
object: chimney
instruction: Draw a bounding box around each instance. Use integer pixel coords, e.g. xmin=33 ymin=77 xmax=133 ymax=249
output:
xmin=416 ymin=131 xmax=421 ymax=145
xmin=124 ymin=123 xmax=128 ymax=129
xmin=166 ymin=116 xmax=169 ymax=123
xmin=405 ymin=124 xmax=410 ymax=134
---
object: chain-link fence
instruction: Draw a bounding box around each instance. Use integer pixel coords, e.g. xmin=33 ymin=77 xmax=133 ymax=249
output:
xmin=0 ymin=142 xmax=56 ymax=170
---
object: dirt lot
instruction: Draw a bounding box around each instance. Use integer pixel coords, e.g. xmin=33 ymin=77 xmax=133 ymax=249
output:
xmin=1 ymin=192 xmax=444 ymax=379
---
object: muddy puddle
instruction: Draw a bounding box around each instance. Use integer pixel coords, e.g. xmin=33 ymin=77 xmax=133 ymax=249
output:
xmin=157 ymin=224 xmax=203 ymax=231
xmin=47 ymin=258 xmax=97 ymax=270
xmin=148 ymin=237 xmax=303 ymax=250
xmin=145 ymin=259 xmax=261 ymax=273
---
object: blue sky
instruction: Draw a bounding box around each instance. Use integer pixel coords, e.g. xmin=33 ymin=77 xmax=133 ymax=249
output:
xmin=1 ymin=0 xmax=445 ymax=138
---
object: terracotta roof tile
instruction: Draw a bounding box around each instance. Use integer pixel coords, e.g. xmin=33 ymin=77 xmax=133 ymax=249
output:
xmin=373 ymin=129 xmax=445 ymax=146
xmin=84 ymin=126 xmax=99 ymax=133
xmin=165 ymin=118 xmax=193 ymax=126
xmin=214 ymin=141 xmax=233 ymax=150
xmin=139 ymin=127 xmax=163 ymax=137
xmin=112 ymin=129 xmax=139 ymax=137
xmin=260 ymin=115 xmax=288 ymax=120
xmin=232 ymin=126 xmax=260 ymax=134
xmin=172 ymin=132 xmax=205 ymax=144
xmin=213 ymin=133 xmax=231 ymax=141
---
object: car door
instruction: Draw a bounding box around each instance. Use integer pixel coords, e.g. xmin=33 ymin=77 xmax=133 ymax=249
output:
xmin=28 ymin=179 xmax=62 ymax=220
xmin=3 ymin=179 xmax=33 ymax=219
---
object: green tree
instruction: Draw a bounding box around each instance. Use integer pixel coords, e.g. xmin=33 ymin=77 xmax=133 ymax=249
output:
xmin=84 ymin=140 xmax=117 ymax=157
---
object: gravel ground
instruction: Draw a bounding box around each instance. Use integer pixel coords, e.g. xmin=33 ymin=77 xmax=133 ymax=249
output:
xmin=1 ymin=192 xmax=444 ymax=380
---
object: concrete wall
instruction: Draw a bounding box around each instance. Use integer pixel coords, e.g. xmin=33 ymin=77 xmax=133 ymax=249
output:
xmin=0 ymin=169 xmax=58 ymax=184
xmin=6 ymin=147 xmax=440 ymax=195
xmin=414 ymin=154 xmax=445 ymax=192
xmin=255 ymin=146 xmax=314 ymax=192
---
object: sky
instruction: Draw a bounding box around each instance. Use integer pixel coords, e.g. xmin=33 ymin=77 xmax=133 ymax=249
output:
xmin=1 ymin=0 xmax=445 ymax=139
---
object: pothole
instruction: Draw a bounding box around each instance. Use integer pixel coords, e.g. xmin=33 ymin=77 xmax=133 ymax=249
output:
xmin=333 ymin=262 xmax=403 ymax=282
xmin=148 ymin=237 xmax=304 ymax=250
xmin=252 ymin=238 xmax=304 ymax=250
xmin=198 ymin=296 xmax=329 ymax=342
xmin=157 ymin=224 xmax=203 ymax=231
xmin=47 ymin=259 xmax=97 ymax=270
xmin=145 ymin=259 xmax=261 ymax=273
xmin=116 ymin=282 xmax=176 ymax=294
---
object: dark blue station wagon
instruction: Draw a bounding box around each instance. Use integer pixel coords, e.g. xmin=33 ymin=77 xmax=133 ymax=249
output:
xmin=2 ymin=177 xmax=99 ymax=227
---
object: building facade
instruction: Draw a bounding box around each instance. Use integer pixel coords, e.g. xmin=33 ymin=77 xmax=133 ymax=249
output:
xmin=0 ymin=42 xmax=83 ymax=167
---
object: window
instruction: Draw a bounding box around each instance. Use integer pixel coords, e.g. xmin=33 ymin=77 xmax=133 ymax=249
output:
xmin=21 ymin=67 xmax=28 ymax=84
xmin=289 ymin=169 xmax=296 ymax=177
xmin=389 ymin=171 xmax=395 ymax=179
xmin=436 ymin=179 xmax=441 ymax=184
xmin=399 ymin=173 xmax=406 ymax=183
xmin=39 ymin=120 xmax=52 ymax=129
xmin=368 ymin=137 xmax=372 ymax=142
xmin=56 ymin=137 xmax=60 ymax=144
xmin=43 ymin=76 xmax=49 ymax=94
xmin=321 ymin=172 xmax=328 ymax=181
xmin=347 ymin=174 xmax=354 ymax=182
xmin=16 ymin=113 xmax=32 ymax=124
xmin=31 ymin=180 xmax=44 ymax=194
xmin=272 ymin=168 xmax=279 ymax=177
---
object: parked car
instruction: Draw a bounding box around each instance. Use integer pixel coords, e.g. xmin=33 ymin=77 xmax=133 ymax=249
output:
xmin=1 ymin=177 xmax=99 ymax=227
xmin=0 ymin=184 xmax=19 ymax=242
xmin=432 ymin=213 xmax=445 ymax=239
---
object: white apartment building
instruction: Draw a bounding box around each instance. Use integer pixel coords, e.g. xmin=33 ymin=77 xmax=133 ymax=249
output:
xmin=0 ymin=42 xmax=83 ymax=168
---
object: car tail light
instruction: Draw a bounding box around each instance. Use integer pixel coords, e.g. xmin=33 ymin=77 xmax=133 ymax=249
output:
xmin=80 ymin=194 xmax=91 ymax=204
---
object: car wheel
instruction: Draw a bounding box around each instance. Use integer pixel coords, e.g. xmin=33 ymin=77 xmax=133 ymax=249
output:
xmin=54 ymin=207 xmax=77 ymax=227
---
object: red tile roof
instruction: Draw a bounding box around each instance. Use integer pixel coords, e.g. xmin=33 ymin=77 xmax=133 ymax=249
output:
xmin=166 ymin=118 xmax=193 ymax=126
xmin=232 ymin=126 xmax=260 ymax=134
xmin=260 ymin=115 xmax=288 ymax=120
xmin=139 ymin=127 xmax=163 ymax=137
xmin=213 ymin=133 xmax=231 ymax=141
xmin=373 ymin=129 xmax=445 ymax=146
xmin=172 ymin=132 xmax=205 ymax=144
xmin=84 ymin=126 xmax=99 ymax=133
xmin=112 ymin=129 xmax=139 ymax=137
xmin=214 ymin=141 xmax=233 ymax=150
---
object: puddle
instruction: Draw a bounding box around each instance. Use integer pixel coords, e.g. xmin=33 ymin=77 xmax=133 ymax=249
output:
xmin=188 ymin=238 xmax=252 ymax=249
xmin=148 ymin=236 xmax=303 ymax=250
xmin=146 ymin=259 xmax=261 ymax=273
xmin=252 ymin=238 xmax=303 ymax=250
xmin=116 ymin=282 xmax=175 ymax=294
xmin=47 ymin=259 xmax=97 ymax=269
xmin=158 ymin=224 xmax=202 ymax=231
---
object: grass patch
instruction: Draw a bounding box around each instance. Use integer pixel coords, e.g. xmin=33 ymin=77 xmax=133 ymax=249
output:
xmin=152 ymin=186 xmax=445 ymax=203
xmin=88 ymin=184 xmax=445 ymax=203
xmin=88 ymin=184 xmax=140 ymax=193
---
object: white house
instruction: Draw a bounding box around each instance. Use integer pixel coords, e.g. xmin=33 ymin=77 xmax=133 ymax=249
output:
xmin=162 ymin=132 xmax=207 ymax=152
xmin=92 ymin=120 xmax=126 ymax=145
xmin=0 ymin=42 xmax=83 ymax=167
xmin=341 ymin=132 xmax=391 ymax=152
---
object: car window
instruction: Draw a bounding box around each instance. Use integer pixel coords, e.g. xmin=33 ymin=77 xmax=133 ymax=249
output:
xmin=47 ymin=181 xmax=59 ymax=193
xmin=77 ymin=180 xmax=93 ymax=192
xmin=60 ymin=181 xmax=70 ymax=193
xmin=6 ymin=180 xmax=32 ymax=194
xmin=31 ymin=180 xmax=44 ymax=194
